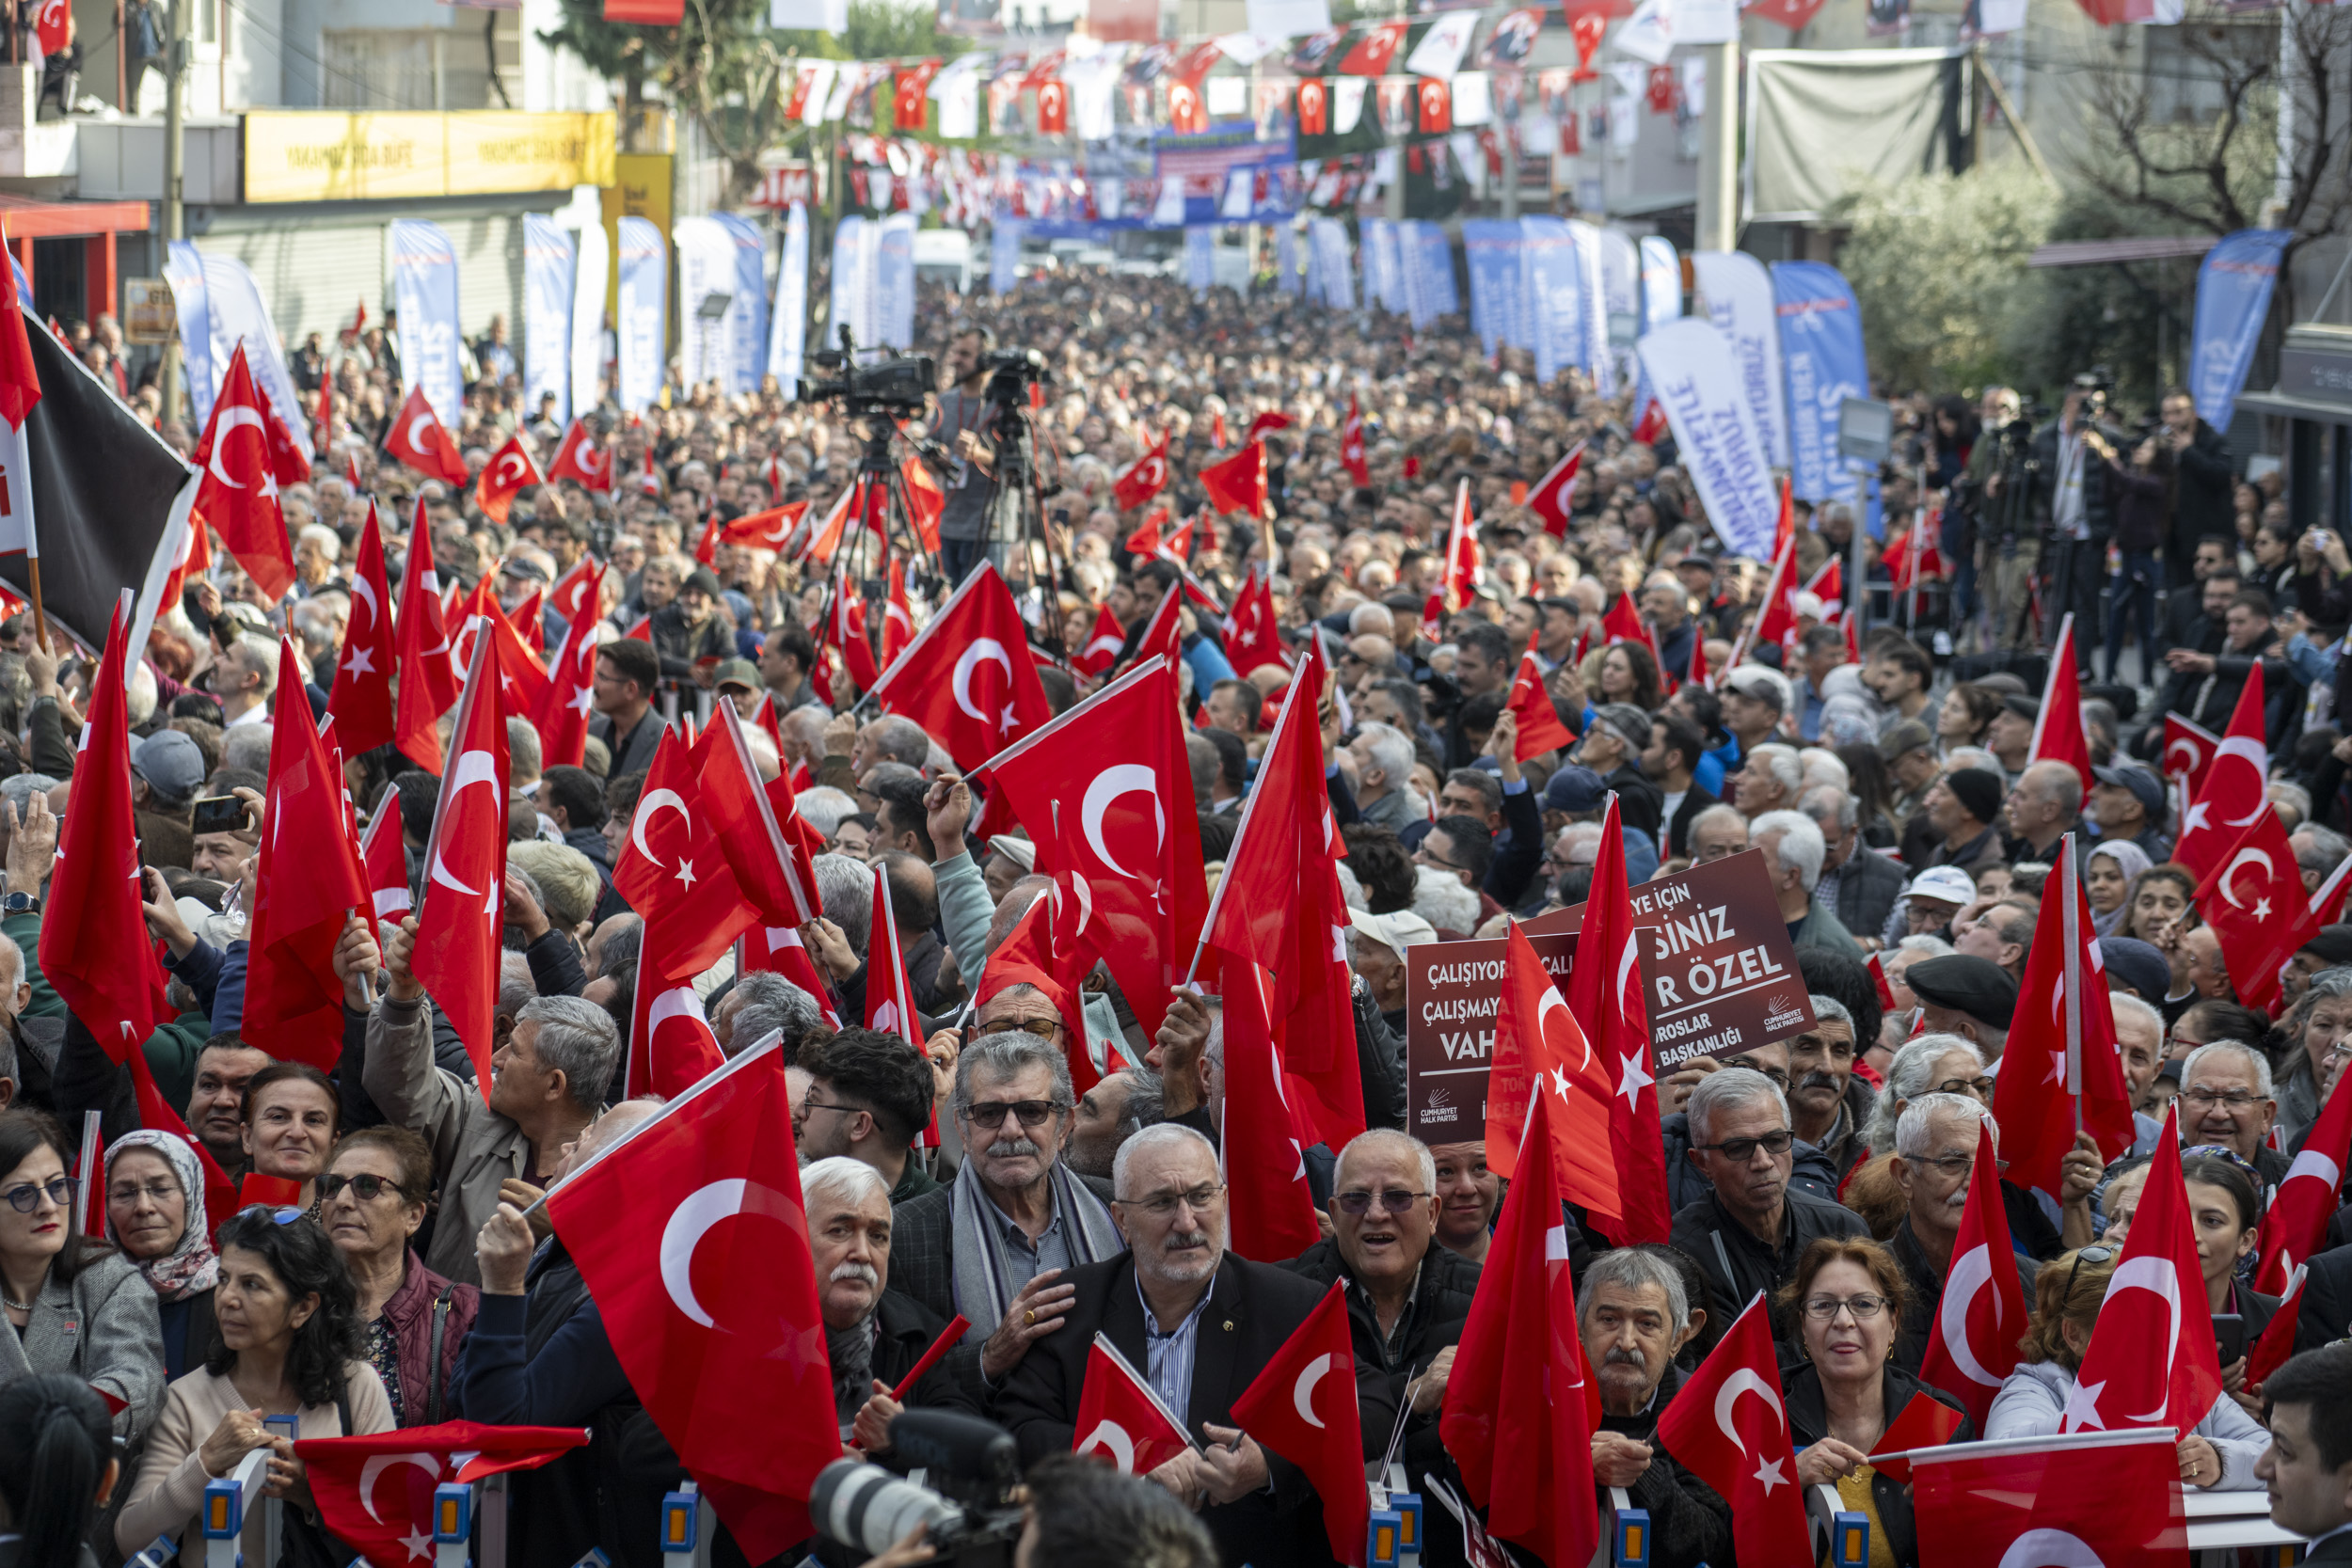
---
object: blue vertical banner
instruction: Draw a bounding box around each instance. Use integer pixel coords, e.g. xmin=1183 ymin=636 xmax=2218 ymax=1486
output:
xmin=1185 ymin=226 xmax=1215 ymax=295
xmin=2191 ymin=229 xmax=2291 ymax=431
xmin=1461 ymin=220 xmax=1524 ymax=356
xmin=1415 ymin=223 xmax=1458 ymax=317
xmin=1371 ymin=219 xmax=1407 ymax=314
xmin=1566 ymin=218 xmax=1613 ymax=395
xmin=615 ymin=215 xmax=667 ymax=416
xmin=991 ymin=218 xmax=1023 ymax=295
xmin=522 ymin=214 xmax=575 ymax=425
xmin=1600 ymin=228 xmax=1640 ymax=388
xmin=830 ymin=214 xmax=871 ymax=357
xmin=1520 ymin=216 xmax=1581 ymax=385
xmin=1772 ymin=261 xmax=1869 ymax=503
xmin=767 ymin=201 xmax=810 ymax=390
xmin=713 ymin=214 xmax=770 ymax=394
xmin=1310 ymin=218 xmax=1354 ymax=310
xmin=1636 ymin=233 xmax=1681 ymax=410
xmin=1275 ymin=221 xmax=1300 ymax=297
xmin=389 ymin=219 xmax=463 ymax=424
xmin=570 ymin=221 xmax=608 ymax=419
xmin=163 ymin=240 xmax=215 ymax=430
xmin=673 ymin=217 xmax=735 ymax=390
xmin=874 ymin=213 xmax=917 ymax=351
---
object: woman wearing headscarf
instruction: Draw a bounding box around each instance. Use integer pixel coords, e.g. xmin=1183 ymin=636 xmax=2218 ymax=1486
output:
xmin=2085 ymin=841 xmax=2154 ymax=939
xmin=102 ymin=1132 xmax=221 ymax=1380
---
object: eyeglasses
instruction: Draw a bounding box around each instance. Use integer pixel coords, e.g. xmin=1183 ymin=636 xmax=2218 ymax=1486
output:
xmin=1802 ymin=1293 xmax=1888 ymax=1322
xmin=1415 ymin=848 xmax=1465 ymax=873
xmin=319 ymin=1173 xmax=407 ymax=1203
xmin=1119 ymin=1183 xmax=1224 ymax=1217
xmin=966 ymin=1017 xmax=1062 ymax=1044
xmin=962 ymin=1099 xmax=1061 ymax=1131
xmin=107 ymin=1180 xmax=182 ymax=1208
xmin=1335 ymin=1188 xmax=1430 ymax=1217
xmin=1915 ymin=1154 xmax=2009 ymax=1178
xmin=1933 ymin=1076 xmax=1997 ymax=1099
xmin=2063 ymin=1244 xmax=2119 ymax=1299
xmin=2181 ymin=1143 xmax=2264 ymax=1175
xmin=2181 ymin=1089 xmax=2265 ymax=1112
xmin=1692 ymin=1130 xmax=1795 ymax=1163
xmin=3 ymin=1175 xmax=75 ymax=1213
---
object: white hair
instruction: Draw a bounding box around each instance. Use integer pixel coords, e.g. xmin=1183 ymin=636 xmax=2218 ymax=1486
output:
xmin=1896 ymin=934 xmax=1957 ymax=959
xmin=1354 ymin=721 xmax=1414 ymax=787
xmin=798 ymin=785 xmax=856 ymax=838
xmin=297 ymin=523 xmax=342 ymax=562
xmin=1799 ymin=749 xmax=1851 ymax=795
xmin=1863 ymin=1034 xmax=1984 ymax=1152
xmin=1335 ymin=1129 xmax=1437 ymax=1194
xmin=1747 ymin=744 xmax=1804 ymax=804
xmin=2109 ymin=992 xmax=2164 ymax=1042
xmin=1412 ymin=864 xmax=1481 ymax=934
xmin=1690 ymin=803 xmax=1748 ymax=843
xmin=1579 ymin=1246 xmax=1691 ymax=1335
xmin=1687 ymin=1067 xmax=1789 ymax=1146
xmin=802 ymin=1154 xmax=891 ymax=1213
xmin=1752 ymin=809 xmax=1826 ymax=893
xmin=1111 ymin=1121 xmax=1218 ymax=1200
xmin=2181 ymin=1039 xmax=2274 ymax=1099
xmin=1895 ymin=1091 xmax=1994 ymax=1160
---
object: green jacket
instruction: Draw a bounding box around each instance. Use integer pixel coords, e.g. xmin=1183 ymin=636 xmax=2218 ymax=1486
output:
xmin=7 ymin=909 xmax=212 ymax=1109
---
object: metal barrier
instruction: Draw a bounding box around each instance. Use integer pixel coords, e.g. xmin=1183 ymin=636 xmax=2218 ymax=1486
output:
xmin=660 ymin=1481 xmax=714 ymax=1568
xmin=200 ymin=1449 xmax=272 ymax=1568
xmin=2183 ymin=1489 xmax=2306 ymax=1565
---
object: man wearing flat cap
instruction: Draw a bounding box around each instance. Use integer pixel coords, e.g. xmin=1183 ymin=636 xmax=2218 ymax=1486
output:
xmin=1984 ymin=695 xmax=2037 ymax=784
xmin=1576 ymin=703 xmax=1665 ymax=843
xmin=2090 ymin=763 xmax=2173 ymax=863
xmin=1905 ymin=767 xmax=2007 ymax=878
xmin=1905 ymin=954 xmax=2016 ymax=1062
xmin=1881 ymin=720 xmax=1941 ymax=829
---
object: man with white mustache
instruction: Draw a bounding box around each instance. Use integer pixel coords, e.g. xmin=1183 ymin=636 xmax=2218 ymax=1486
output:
xmin=1887 ymin=1093 xmax=2038 ymax=1374
xmin=1580 ymin=1247 xmax=1728 ymax=1568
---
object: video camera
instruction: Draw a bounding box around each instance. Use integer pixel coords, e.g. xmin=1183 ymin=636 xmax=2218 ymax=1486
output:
xmin=806 ymin=1411 xmax=1025 ymax=1568
xmin=2071 ymin=367 xmax=2115 ymax=416
xmin=797 ymin=326 xmax=936 ymax=417
xmin=979 ymin=347 xmax=1050 ymax=406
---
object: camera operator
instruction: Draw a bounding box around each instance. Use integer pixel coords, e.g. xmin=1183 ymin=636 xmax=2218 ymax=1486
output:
xmin=2159 ymin=388 xmax=2236 ymax=592
xmin=851 ymin=1454 xmax=1219 ymax=1568
xmin=2026 ymin=374 xmax=2127 ymax=673
xmin=930 ymin=325 xmax=1001 ymax=584
xmin=1963 ymin=388 xmax=2037 ymax=653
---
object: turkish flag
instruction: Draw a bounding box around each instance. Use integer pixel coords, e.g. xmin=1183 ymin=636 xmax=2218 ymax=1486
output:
xmin=1340 ymin=393 xmax=1368 ymax=487
xmin=981 ymin=655 xmax=1209 ymax=1041
xmin=612 ymin=730 xmax=760 ymax=980
xmin=694 ymin=703 xmax=821 ymax=930
xmin=474 ymin=434 xmax=544 ymax=525
xmin=898 ymin=456 xmax=944 ymax=555
xmin=738 ymin=925 xmax=841 ymax=1026
xmin=1242 ymin=411 xmax=1294 ymax=446
xmin=691 ymin=514 xmax=722 ymax=568
xmin=326 ymin=504 xmax=398 ymax=758
xmin=1165 ymin=78 xmax=1203 ymax=133
xmin=359 ymin=785 xmax=412 ymax=924
xmin=1223 ymin=568 xmax=1288 ymax=676
xmin=1124 ymin=505 xmax=1168 ymax=559
xmin=1113 ymin=435 xmax=1171 ymax=511
xmin=895 ymin=59 xmax=940 ymax=130
xmin=159 ymin=512 xmax=212 ymax=614
xmin=2175 ymin=666 xmax=2270 ymax=880
xmin=262 ymin=401 xmax=312 ymax=489
xmin=1075 ymin=600 xmax=1126 ymax=677
xmin=392 ymin=499 xmax=463 ymax=772
xmin=548 ymin=419 xmax=612 ymax=492
xmin=1423 ymin=478 xmax=1480 ymax=621
xmin=628 ymin=964 xmax=728 ymax=1100
xmin=0 ymin=225 xmax=40 ymax=431
xmin=864 ymin=860 xmax=924 ymax=1046
xmin=722 ymin=501 xmax=810 ymax=551
xmin=505 ymin=586 xmax=542 ymax=646
xmin=40 ymin=600 xmax=152 ymax=1058
xmin=298 ymin=1423 xmax=587 ymax=1568
xmin=882 ymin=559 xmax=915 ymax=670
xmin=1216 ymin=958 xmax=1324 ymax=1261
xmin=543 ymin=1043 xmax=839 ymax=1534
xmin=1745 ymin=536 xmax=1802 ymax=657
xmin=243 ymin=639 xmax=369 ymax=1069
xmin=2249 ymin=1266 xmax=2306 ymax=1390
xmin=384 ymin=383 xmax=468 ymax=487
xmin=1917 ymin=1118 xmax=2029 ymax=1431
xmin=192 ymin=344 xmax=297 ymax=603
xmin=1656 ymin=1292 xmax=1811 ymax=1568
xmin=1991 ymin=835 xmax=2136 ymax=1201
xmin=1417 ymin=76 xmax=1452 ymax=133
xmin=549 ymin=556 xmax=602 ymax=629
xmin=864 ymin=561 xmax=1052 ymax=768
xmin=1441 ymin=1089 xmax=1601 ymax=1568
xmin=1036 ymin=77 xmax=1068 ymax=133
xmin=1073 ymin=1335 xmax=1193 ymax=1476
xmin=1913 ymin=1429 xmax=2185 ymax=1568
xmin=1200 ymin=440 xmax=1269 ymax=517
xmin=2193 ymin=805 xmax=2315 ymax=1014
xmin=1598 ymin=590 xmax=1646 ymax=647
xmin=468 ymin=580 xmax=551 ymax=720
xmin=2064 ymin=1106 xmax=2224 ymax=1434
xmin=2257 ymin=1051 xmax=2352 ymax=1292
xmin=1340 ymin=19 xmax=1408 ymax=73
xmin=1565 ymin=796 xmax=1669 ymax=1244
xmin=1231 ymin=1281 xmax=1369 ymax=1567
xmin=1297 ymin=76 xmax=1329 ymax=135
xmin=534 ymin=566 xmax=605 ymax=769
xmin=408 ymin=635 xmax=510 ymax=1095
xmin=1504 ymin=631 xmax=1573 ymax=759
xmin=1867 ymin=1391 xmax=1965 ymax=1483
xmin=2160 ymin=713 xmax=2220 ymax=800
xmin=2027 ymin=613 xmax=2095 ymax=785
xmin=1526 ymin=441 xmax=1583 ymax=538
xmin=1483 ymin=923 xmax=1619 ymax=1227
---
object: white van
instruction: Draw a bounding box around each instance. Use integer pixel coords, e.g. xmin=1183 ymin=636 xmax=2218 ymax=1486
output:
xmin=913 ymin=230 xmax=974 ymax=293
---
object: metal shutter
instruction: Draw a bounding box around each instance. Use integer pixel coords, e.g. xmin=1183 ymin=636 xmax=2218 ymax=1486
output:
xmin=204 ymin=219 xmax=386 ymax=346
xmin=446 ymin=212 xmax=526 ymax=340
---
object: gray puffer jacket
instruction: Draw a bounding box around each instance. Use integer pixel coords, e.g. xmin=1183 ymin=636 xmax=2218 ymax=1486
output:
xmin=1985 ymin=1358 xmax=2266 ymax=1490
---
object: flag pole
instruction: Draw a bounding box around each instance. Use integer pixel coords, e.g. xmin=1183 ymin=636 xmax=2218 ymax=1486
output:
xmin=2061 ymin=832 xmax=2083 ymax=1135
xmin=26 ymin=552 xmax=46 ymax=651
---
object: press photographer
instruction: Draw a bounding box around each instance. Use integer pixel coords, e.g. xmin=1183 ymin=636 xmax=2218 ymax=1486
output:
xmin=2026 ymin=371 xmax=2128 ymax=673
xmin=930 ymin=325 xmax=1004 ymax=584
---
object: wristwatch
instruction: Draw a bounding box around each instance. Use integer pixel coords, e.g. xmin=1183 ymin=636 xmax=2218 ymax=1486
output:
xmin=4 ymin=892 xmax=39 ymax=914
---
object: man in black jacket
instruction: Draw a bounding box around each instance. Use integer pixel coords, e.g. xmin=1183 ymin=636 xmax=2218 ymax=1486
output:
xmin=1668 ymin=1067 xmax=1870 ymax=1307
xmin=2161 ymin=389 xmax=2236 ymax=591
xmin=2155 ymin=587 xmax=2290 ymax=734
xmin=996 ymin=1124 xmax=1384 ymax=1567
xmin=1582 ymin=1247 xmax=1731 ymax=1568
xmin=1887 ymin=1093 xmax=2040 ymax=1375
xmin=2025 ymin=384 xmax=2125 ymax=673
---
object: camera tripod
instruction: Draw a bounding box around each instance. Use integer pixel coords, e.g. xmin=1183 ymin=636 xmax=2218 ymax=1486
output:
xmin=973 ymin=374 xmax=1073 ymax=665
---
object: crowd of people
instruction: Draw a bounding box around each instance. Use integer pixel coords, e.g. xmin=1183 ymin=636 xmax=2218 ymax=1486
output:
xmin=3 ymin=270 xmax=2352 ymax=1568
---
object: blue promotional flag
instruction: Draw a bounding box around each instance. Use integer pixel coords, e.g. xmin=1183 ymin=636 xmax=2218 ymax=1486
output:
xmin=569 ymin=223 xmax=608 ymax=421
xmin=1772 ymin=261 xmax=1869 ymax=504
xmin=614 ymin=215 xmax=667 ymax=415
xmin=522 ymin=214 xmax=575 ymax=425
xmin=163 ymin=241 xmax=215 ymax=429
xmin=2191 ymin=229 xmax=2291 ymax=432
xmin=1408 ymin=222 xmax=1458 ymax=321
xmin=874 ymin=213 xmax=917 ymax=350
xmin=1185 ymin=226 xmax=1214 ymax=296
xmin=1520 ymin=216 xmax=1581 ymax=385
xmin=713 ymin=213 xmax=770 ymax=394
xmin=1636 ymin=234 xmax=1681 ymax=411
xmin=1275 ymin=221 xmax=1300 ymax=297
xmin=830 ymin=214 xmax=871 ymax=357
xmin=991 ymin=217 xmax=1023 ymax=295
xmin=674 ymin=217 xmax=738 ymax=390
xmin=389 ymin=219 xmax=463 ymax=424
xmin=767 ymin=201 xmax=810 ymax=389
xmin=1461 ymin=220 xmax=1525 ymax=356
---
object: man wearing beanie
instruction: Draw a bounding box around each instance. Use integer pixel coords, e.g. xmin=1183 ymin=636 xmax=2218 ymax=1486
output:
xmin=1901 ymin=766 xmax=2006 ymax=876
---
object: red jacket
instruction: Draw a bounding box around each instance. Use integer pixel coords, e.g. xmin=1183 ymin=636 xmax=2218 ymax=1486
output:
xmin=383 ymin=1249 xmax=481 ymax=1428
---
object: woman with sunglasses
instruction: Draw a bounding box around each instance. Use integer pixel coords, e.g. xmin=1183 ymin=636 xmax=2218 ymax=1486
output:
xmin=2178 ymin=1152 xmax=2276 ymax=1418
xmin=103 ymin=1130 xmax=222 ymax=1378
xmin=1987 ymin=1243 xmax=2268 ymax=1488
xmin=321 ymin=1128 xmax=479 ymax=1427
xmin=115 ymin=1208 xmax=393 ymax=1566
xmin=0 ymin=1110 xmax=165 ymax=1434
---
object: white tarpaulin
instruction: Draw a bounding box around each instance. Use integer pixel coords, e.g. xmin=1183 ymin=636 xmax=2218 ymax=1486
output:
xmin=1635 ymin=319 xmax=1780 ymax=561
xmin=1745 ymin=46 xmax=1971 ymax=222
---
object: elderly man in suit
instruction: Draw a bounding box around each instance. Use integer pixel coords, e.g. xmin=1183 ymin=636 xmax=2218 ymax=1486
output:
xmin=996 ymin=1123 xmax=1382 ymax=1567
xmin=2258 ymin=1345 xmax=2352 ymax=1563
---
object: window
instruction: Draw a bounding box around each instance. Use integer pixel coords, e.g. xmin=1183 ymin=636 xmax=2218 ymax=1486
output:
xmin=2142 ymin=21 xmax=2277 ymax=124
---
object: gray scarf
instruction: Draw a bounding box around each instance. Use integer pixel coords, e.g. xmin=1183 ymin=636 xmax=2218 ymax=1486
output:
xmin=829 ymin=1316 xmax=877 ymax=1423
xmin=947 ymin=1160 xmax=1121 ymax=1341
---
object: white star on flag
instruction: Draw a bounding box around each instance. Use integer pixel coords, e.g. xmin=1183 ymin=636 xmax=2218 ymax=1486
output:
xmin=2059 ymin=1377 xmax=2106 ymax=1432
xmin=342 ymin=646 xmax=375 ymax=676
xmin=1617 ymin=1048 xmax=1654 ymax=1111
xmin=674 ymin=858 xmax=697 ymax=889
xmin=1752 ymin=1456 xmax=1788 ymax=1495
xmin=401 ymin=1529 xmax=433 ymax=1561
xmin=567 ymin=687 xmax=594 ymax=716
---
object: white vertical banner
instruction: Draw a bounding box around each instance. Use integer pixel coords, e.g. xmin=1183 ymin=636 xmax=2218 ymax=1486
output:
xmin=521 ymin=214 xmax=575 ymax=425
xmin=614 ymin=215 xmax=668 ymax=416
xmin=201 ymin=252 xmax=314 ymax=459
xmin=713 ymin=213 xmax=770 ymax=394
xmin=1691 ymin=249 xmax=1791 ymax=468
xmin=766 ymin=200 xmax=810 ymax=389
xmin=570 ymin=221 xmax=609 ymax=418
xmin=1635 ymin=318 xmax=1781 ymax=559
xmin=163 ymin=240 xmax=216 ymax=430
xmin=674 ymin=216 xmax=737 ymax=391
xmin=874 ymin=213 xmax=917 ymax=351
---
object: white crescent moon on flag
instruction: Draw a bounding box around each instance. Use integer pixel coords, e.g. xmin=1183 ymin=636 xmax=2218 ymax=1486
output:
xmin=577 ymin=441 xmax=606 ymax=476
xmin=406 ymin=412 xmax=436 ymax=455
xmin=358 ymin=1453 xmax=441 ymax=1524
xmin=1711 ymin=1368 xmax=1784 ymax=1454
xmin=2216 ymin=736 xmax=2269 ymax=825
xmin=495 ymin=452 xmax=529 ymax=485
xmin=952 ymin=639 xmax=1014 ymax=722
xmin=1936 ymin=1243 xmax=2004 ymax=1388
xmin=1293 ymin=1353 xmax=1332 ymax=1430
xmin=647 ymin=986 xmax=703 ymax=1036
xmin=1537 ymin=986 xmax=1589 ymax=1072
xmin=2164 ymin=737 xmax=2202 ymax=778
xmin=1076 ymin=1420 xmax=1136 ymax=1473
xmin=2220 ymin=847 xmax=2275 ymax=911
xmin=630 ymin=788 xmax=691 ymax=864
xmin=1995 ymin=1528 xmax=2109 ymax=1568
xmin=2107 ymin=1257 xmax=2183 ymax=1423
xmin=428 ymin=749 xmax=501 ymax=900
xmin=660 ymin=1178 xmax=746 ymax=1329
xmin=1613 ymin=933 xmax=1642 ymax=1019
xmin=1081 ymin=766 xmax=1165 ymax=881
xmin=349 ymin=571 xmax=379 ymax=634
xmin=207 ymin=406 xmax=269 ymax=489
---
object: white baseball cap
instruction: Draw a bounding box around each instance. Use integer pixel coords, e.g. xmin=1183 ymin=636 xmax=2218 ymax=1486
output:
xmin=1899 ymin=865 xmax=1979 ymax=907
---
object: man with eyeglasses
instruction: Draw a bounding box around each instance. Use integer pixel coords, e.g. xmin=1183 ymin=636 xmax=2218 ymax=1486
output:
xmin=792 ymin=1028 xmax=942 ymax=1205
xmin=997 ymin=1123 xmax=1378 ymax=1564
xmin=1888 ymin=1094 xmax=2040 ymax=1373
xmin=1669 ymin=1067 xmax=1869 ymax=1309
xmin=2178 ymin=1040 xmax=2290 ymax=1189
xmin=883 ymin=1030 xmax=1124 ymax=1404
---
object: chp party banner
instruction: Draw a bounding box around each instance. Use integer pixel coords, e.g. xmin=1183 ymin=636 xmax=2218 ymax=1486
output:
xmin=1405 ymin=220 xmax=1458 ymax=327
xmin=615 ymin=215 xmax=668 ymax=415
xmin=1275 ymin=220 xmax=1300 ymax=297
xmin=389 ymin=219 xmax=464 ymax=427
xmin=522 ymin=214 xmax=575 ymax=426
xmin=714 ymin=213 xmax=771 ymax=395
xmin=830 ymin=214 xmax=875 ymax=356
xmin=1520 ymin=216 xmax=1582 ymax=388
xmin=1772 ymin=261 xmax=1868 ymax=503
xmin=1309 ymin=216 xmax=1354 ymax=310
xmin=991 ymin=215 xmax=1023 ymax=295
xmin=1461 ymin=220 xmax=1526 ymax=357
xmin=570 ymin=221 xmax=609 ymax=423
xmin=1692 ymin=248 xmax=1791 ymax=469
xmin=163 ymin=241 xmax=216 ymax=430
xmin=874 ymin=212 xmax=917 ymax=350
xmin=1567 ymin=217 xmax=1613 ymax=396
xmin=674 ymin=217 xmax=739 ymax=391
xmin=1637 ymin=317 xmax=1781 ymax=560
xmin=1186 ymin=225 xmax=1215 ymax=294
xmin=768 ymin=201 xmax=811 ymax=389
xmin=2191 ymin=228 xmax=2291 ymax=432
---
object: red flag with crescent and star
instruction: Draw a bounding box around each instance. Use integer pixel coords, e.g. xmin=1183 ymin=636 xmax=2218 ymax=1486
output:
xmin=2026 ymin=613 xmax=2094 ymax=784
xmin=1072 ymin=1335 xmax=1193 ymax=1476
xmin=1657 ymin=1292 xmax=1811 ymax=1568
xmin=2192 ymin=801 xmax=2315 ymax=1014
xmin=1911 ymin=1430 xmax=2187 ymax=1568
xmin=2161 ymin=713 xmax=2220 ymax=800
xmin=864 ymin=859 xmax=924 ymax=1048
xmin=627 ymin=955 xmax=728 ymax=1100
xmin=326 ymin=504 xmax=397 ymax=758
xmin=192 ymin=344 xmax=297 ymax=603
xmin=361 ymin=786 xmax=411 ymax=926
xmin=612 ymin=728 xmax=760 ymax=981
xmin=407 ymin=632 xmax=509 ymax=1096
xmin=548 ymin=418 xmax=612 ymax=492
xmin=1113 ymin=433 xmax=1171 ymax=511
xmin=393 ymin=499 xmax=463 ymax=773
xmin=1504 ymin=630 xmax=1573 ymax=759
xmin=722 ymin=501 xmax=811 ymax=551
xmin=1918 ymin=1117 xmax=2028 ymax=1431
xmin=384 ymin=382 xmax=468 ymax=487
xmin=1200 ymin=440 xmax=1269 ymax=517
xmin=1566 ymin=796 xmax=1669 ymax=1244
xmin=2257 ymin=1055 xmax=2352 ymax=1294
xmin=2171 ymin=664 xmax=2268 ymax=880
xmin=1215 ymin=958 xmax=1324 ymax=1260
xmin=1526 ymin=441 xmax=1583 ymax=538
xmin=296 ymin=1423 xmax=587 ymax=1568
xmin=1074 ymin=600 xmax=1125 ymax=677
xmin=1483 ymin=922 xmax=1618 ymax=1226
xmin=1230 ymin=1280 xmax=1369 ymax=1567
xmin=533 ymin=562 xmax=605 ymax=769
xmin=1340 ymin=393 xmax=1369 ymax=487
xmin=474 ymin=434 xmax=544 ymax=525
xmin=862 ymin=561 xmax=1051 ymax=768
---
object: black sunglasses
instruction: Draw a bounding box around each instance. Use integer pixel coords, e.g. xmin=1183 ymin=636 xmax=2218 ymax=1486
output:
xmin=1692 ymin=1130 xmax=1794 ymax=1163
xmin=1335 ymin=1188 xmax=1429 ymax=1217
xmin=3 ymin=1175 xmax=75 ymax=1213
xmin=320 ymin=1173 xmax=407 ymax=1203
xmin=2063 ymin=1244 xmax=2119 ymax=1300
xmin=963 ymin=1100 xmax=1060 ymax=1131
